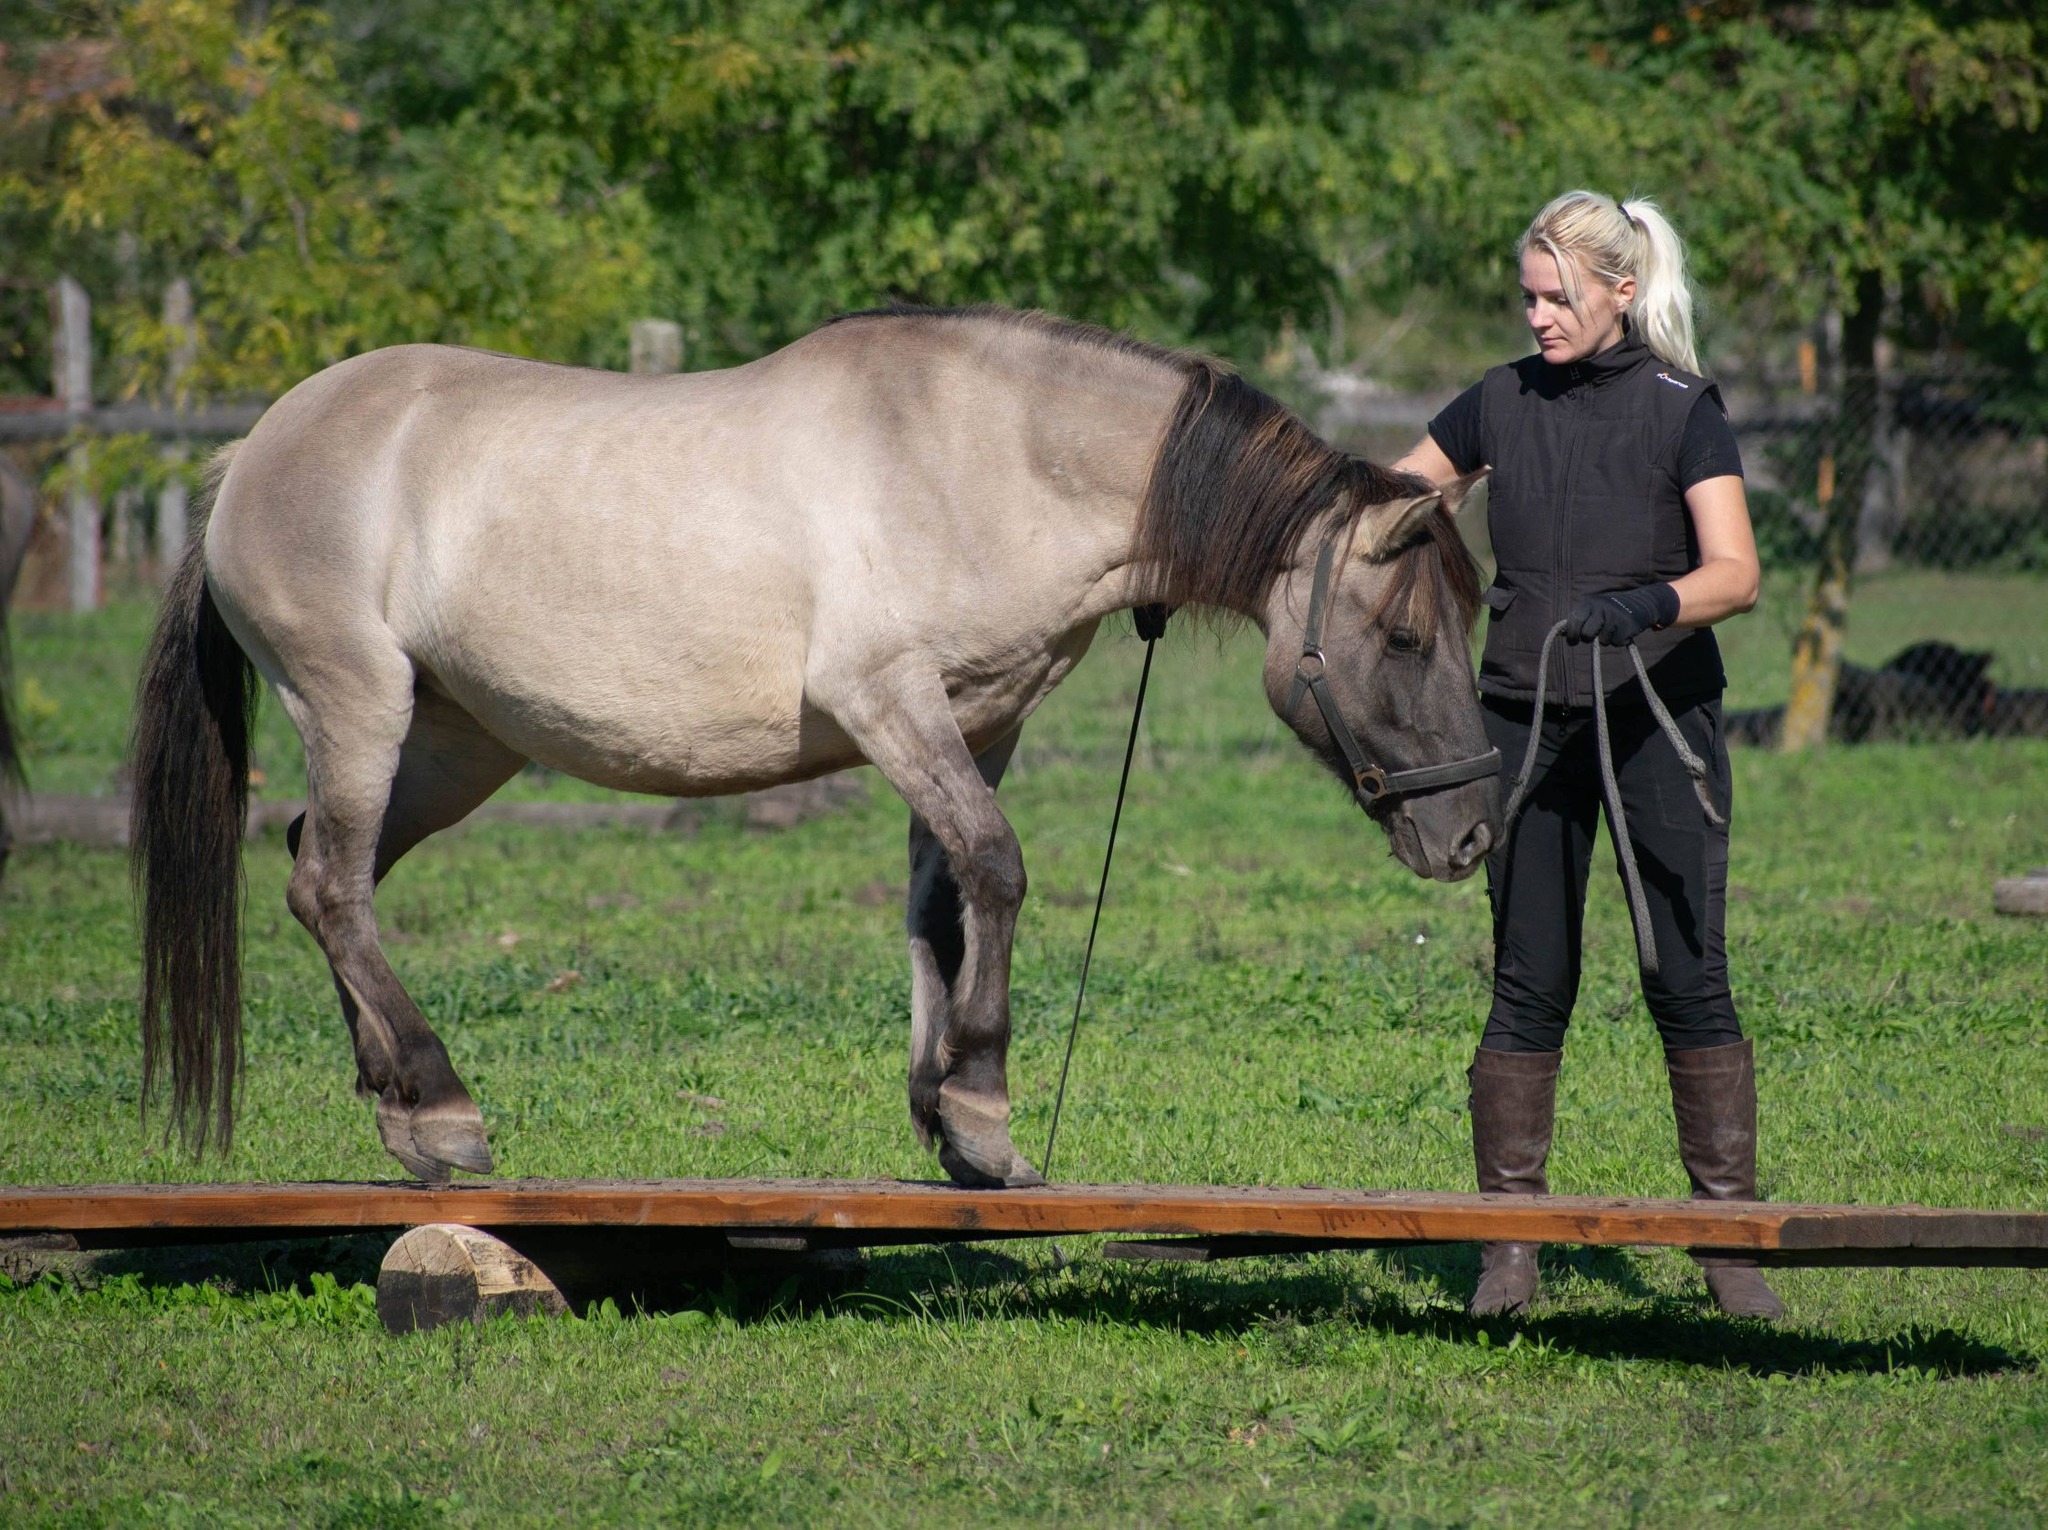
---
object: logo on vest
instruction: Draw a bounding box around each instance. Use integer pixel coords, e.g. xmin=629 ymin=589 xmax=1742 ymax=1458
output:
xmin=1656 ymin=372 xmax=1691 ymax=390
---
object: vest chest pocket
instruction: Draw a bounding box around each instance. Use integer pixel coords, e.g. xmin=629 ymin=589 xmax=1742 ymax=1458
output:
xmin=1569 ymin=419 xmax=1663 ymax=580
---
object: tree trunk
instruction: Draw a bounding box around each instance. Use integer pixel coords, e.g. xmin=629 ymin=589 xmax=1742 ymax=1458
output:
xmin=1781 ymin=273 xmax=1884 ymax=751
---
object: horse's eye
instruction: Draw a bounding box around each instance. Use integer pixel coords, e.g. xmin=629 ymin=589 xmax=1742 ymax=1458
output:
xmin=1387 ymin=628 xmax=1422 ymax=654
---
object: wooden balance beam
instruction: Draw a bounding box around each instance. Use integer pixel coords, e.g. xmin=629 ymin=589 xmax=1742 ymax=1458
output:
xmin=5 ymin=1179 xmax=2043 ymax=1332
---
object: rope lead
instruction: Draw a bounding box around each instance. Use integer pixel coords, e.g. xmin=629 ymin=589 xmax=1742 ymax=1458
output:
xmin=1498 ymin=619 xmax=1724 ymax=978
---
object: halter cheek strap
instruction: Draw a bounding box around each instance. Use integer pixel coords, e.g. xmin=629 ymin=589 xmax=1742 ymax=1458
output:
xmin=1285 ymin=532 xmax=1501 ymax=809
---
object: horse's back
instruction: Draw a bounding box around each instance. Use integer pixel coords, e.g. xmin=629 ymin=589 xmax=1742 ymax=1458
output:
xmin=202 ymin=323 xmax=1155 ymax=794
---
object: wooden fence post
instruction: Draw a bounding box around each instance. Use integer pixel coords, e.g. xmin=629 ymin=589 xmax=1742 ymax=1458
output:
xmin=1781 ymin=277 xmax=1883 ymax=752
xmin=629 ymin=318 xmax=683 ymax=376
xmin=53 ymin=275 xmax=99 ymax=613
xmin=156 ymin=277 xmax=196 ymax=578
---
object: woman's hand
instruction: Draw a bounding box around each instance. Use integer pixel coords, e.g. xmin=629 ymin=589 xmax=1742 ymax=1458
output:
xmin=1563 ymin=585 xmax=1680 ymax=645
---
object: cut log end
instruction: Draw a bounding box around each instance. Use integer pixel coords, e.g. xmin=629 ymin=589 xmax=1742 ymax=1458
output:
xmin=1993 ymin=877 xmax=2048 ymax=918
xmin=377 ymin=1223 xmax=567 ymax=1335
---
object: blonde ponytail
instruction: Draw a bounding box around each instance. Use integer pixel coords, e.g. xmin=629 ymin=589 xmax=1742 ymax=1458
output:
xmin=1518 ymin=190 xmax=1701 ymax=374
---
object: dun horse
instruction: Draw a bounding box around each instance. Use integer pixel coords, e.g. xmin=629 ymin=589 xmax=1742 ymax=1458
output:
xmin=131 ymin=307 xmax=1498 ymax=1187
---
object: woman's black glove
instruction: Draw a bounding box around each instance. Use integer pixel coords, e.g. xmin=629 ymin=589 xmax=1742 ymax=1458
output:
xmin=1562 ymin=583 xmax=1681 ymax=646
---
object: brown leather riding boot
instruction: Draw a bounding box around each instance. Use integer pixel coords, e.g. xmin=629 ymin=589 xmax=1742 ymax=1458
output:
xmin=1666 ymin=1038 xmax=1786 ymax=1321
xmin=1468 ymin=1046 xmax=1560 ymax=1317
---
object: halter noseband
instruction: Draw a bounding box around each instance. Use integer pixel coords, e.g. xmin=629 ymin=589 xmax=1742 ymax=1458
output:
xmin=1283 ymin=530 xmax=1501 ymax=810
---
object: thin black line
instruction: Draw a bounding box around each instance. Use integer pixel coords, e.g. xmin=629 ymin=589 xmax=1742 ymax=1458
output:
xmin=1042 ymin=637 xmax=1156 ymax=1180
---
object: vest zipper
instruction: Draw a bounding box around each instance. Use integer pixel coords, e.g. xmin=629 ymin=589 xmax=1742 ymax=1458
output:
xmin=1555 ymin=366 xmax=1587 ymax=706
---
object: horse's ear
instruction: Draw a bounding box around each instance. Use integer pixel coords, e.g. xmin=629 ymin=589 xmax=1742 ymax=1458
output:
xmin=1436 ymin=465 xmax=1490 ymax=515
xmin=1354 ymin=491 xmax=1441 ymax=561
xmin=1355 ymin=466 xmax=1490 ymax=560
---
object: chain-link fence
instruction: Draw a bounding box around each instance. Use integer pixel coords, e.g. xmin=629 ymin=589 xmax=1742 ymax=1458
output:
xmin=1726 ymin=367 xmax=2048 ymax=744
xmin=1736 ymin=369 xmax=2048 ymax=577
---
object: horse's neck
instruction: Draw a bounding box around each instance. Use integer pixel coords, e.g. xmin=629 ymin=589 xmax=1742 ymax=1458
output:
xmin=1010 ymin=356 xmax=1188 ymax=618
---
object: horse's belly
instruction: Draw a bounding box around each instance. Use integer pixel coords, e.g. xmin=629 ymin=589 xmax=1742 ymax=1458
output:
xmin=429 ymin=643 xmax=856 ymax=797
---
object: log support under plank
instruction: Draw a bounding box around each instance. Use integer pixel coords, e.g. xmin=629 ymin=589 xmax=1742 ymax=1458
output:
xmin=376 ymin=1225 xmax=867 ymax=1332
xmin=378 ymin=1224 xmax=568 ymax=1334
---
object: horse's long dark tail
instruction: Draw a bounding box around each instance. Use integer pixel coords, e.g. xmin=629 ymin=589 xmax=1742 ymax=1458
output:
xmin=130 ymin=445 xmax=256 ymax=1154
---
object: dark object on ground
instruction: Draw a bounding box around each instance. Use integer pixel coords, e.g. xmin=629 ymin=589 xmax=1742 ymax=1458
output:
xmin=1726 ymin=641 xmax=2048 ymax=745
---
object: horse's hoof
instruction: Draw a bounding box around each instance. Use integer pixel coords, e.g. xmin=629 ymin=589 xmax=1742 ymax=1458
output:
xmin=939 ymin=1141 xmax=1046 ymax=1189
xmin=389 ymin=1146 xmax=453 ymax=1184
xmin=376 ymin=1096 xmax=494 ymax=1179
xmin=935 ymin=1083 xmax=1045 ymax=1188
xmin=908 ymin=1078 xmax=942 ymax=1151
xmin=410 ymin=1106 xmax=495 ymax=1176
xmin=909 ymin=1065 xmax=946 ymax=1146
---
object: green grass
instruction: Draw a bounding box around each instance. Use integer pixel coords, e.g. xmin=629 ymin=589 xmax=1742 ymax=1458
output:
xmin=4 ymin=592 xmax=2048 ymax=1525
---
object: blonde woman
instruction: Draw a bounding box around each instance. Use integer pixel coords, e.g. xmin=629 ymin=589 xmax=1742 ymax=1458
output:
xmin=1393 ymin=192 xmax=1779 ymax=1320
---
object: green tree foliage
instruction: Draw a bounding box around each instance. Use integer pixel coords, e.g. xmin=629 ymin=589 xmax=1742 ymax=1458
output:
xmin=1 ymin=0 xmax=657 ymax=399
xmin=1354 ymin=2 xmax=2048 ymax=358
xmin=0 ymin=0 xmax=2042 ymax=403
xmin=337 ymin=1 xmax=1370 ymax=363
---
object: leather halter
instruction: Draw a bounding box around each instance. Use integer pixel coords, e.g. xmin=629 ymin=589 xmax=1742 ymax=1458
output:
xmin=1284 ymin=530 xmax=1502 ymax=810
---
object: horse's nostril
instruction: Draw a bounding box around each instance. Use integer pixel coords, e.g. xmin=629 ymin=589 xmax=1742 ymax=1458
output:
xmin=1456 ymin=821 xmax=1493 ymax=867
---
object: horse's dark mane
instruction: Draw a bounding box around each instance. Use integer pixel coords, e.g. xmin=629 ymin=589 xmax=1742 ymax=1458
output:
xmin=828 ymin=303 xmax=1481 ymax=633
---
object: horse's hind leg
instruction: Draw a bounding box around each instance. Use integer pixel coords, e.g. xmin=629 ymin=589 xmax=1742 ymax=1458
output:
xmin=280 ymin=652 xmax=521 ymax=1180
xmin=906 ymin=725 xmax=1020 ymax=1150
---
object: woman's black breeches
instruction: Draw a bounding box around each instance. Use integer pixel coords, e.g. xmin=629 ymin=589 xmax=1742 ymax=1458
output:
xmin=1480 ymin=688 xmax=1742 ymax=1054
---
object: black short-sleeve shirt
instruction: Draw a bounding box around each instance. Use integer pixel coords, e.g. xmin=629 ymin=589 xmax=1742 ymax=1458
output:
xmin=1428 ymin=380 xmax=1743 ymax=489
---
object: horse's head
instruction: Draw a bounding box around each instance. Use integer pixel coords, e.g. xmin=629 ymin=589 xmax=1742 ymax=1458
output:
xmin=1259 ymin=468 xmax=1499 ymax=882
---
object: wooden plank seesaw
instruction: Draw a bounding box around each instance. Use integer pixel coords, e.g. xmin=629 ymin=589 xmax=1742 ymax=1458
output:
xmin=3 ymin=1179 xmax=2043 ymax=1333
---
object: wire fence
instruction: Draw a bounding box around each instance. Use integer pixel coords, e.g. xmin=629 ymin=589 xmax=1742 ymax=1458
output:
xmin=1735 ymin=368 xmax=2048 ymax=577
xmin=1725 ymin=367 xmax=2048 ymax=744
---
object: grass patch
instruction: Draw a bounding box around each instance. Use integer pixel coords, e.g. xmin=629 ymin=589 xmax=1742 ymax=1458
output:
xmin=3 ymin=596 xmax=2047 ymax=1524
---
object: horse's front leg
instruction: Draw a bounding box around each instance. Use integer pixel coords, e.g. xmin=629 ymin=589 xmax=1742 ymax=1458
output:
xmin=836 ymin=678 xmax=1041 ymax=1188
xmin=906 ymin=725 xmax=1021 ymax=1152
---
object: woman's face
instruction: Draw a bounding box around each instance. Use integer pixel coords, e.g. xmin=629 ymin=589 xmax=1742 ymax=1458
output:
xmin=1520 ymin=248 xmax=1635 ymax=364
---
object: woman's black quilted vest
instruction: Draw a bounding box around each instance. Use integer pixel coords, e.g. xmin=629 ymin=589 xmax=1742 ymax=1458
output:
xmin=1476 ymin=334 xmax=1727 ymax=706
